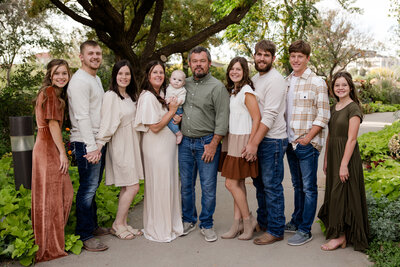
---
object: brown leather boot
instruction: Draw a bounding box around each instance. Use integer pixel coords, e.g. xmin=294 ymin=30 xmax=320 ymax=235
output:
xmin=253 ymin=232 xmax=283 ymax=245
xmin=221 ymin=219 xmax=242 ymax=239
xmin=238 ymin=213 xmax=257 ymax=240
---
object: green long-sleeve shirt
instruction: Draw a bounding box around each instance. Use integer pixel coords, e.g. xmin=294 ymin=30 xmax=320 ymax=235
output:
xmin=181 ymin=73 xmax=229 ymax=138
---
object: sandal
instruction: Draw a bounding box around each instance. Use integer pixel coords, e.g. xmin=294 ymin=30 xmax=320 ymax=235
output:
xmin=110 ymin=226 xmax=135 ymax=240
xmin=126 ymin=225 xmax=143 ymax=237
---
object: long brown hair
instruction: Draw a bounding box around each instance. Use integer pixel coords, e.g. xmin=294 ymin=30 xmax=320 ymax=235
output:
xmin=34 ymin=59 xmax=71 ymax=110
xmin=226 ymin=56 xmax=254 ymax=95
xmin=141 ymin=60 xmax=168 ymax=108
xmin=331 ymin=71 xmax=361 ymax=108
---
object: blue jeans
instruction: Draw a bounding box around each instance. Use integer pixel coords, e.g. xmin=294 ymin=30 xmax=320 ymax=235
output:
xmin=252 ymin=137 xmax=288 ymax=237
xmin=286 ymin=143 xmax=320 ymax=234
xmin=179 ymin=134 xmax=221 ymax=229
xmin=72 ymin=142 xmax=106 ymax=241
xmin=167 ymin=107 xmax=183 ymax=134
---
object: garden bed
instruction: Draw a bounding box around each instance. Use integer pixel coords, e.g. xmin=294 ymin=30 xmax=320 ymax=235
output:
xmin=0 ymin=154 xmax=144 ymax=266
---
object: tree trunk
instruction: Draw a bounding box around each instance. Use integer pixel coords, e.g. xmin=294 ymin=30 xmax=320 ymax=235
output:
xmin=181 ymin=52 xmax=189 ymax=77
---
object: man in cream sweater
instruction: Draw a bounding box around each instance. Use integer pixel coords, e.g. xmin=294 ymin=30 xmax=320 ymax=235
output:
xmin=68 ymin=40 xmax=109 ymax=252
xmin=241 ymin=40 xmax=288 ymax=245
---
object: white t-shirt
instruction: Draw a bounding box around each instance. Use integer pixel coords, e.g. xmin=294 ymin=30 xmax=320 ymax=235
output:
xmin=286 ymin=76 xmax=298 ymax=142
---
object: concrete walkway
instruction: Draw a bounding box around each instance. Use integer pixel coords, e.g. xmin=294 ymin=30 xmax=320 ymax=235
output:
xmin=35 ymin=112 xmax=397 ymax=267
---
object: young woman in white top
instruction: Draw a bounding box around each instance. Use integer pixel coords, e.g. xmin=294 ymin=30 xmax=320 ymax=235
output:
xmin=219 ymin=57 xmax=261 ymax=240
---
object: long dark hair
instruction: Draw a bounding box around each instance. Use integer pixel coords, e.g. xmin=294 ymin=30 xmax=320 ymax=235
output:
xmin=109 ymin=59 xmax=138 ymax=101
xmin=226 ymin=57 xmax=254 ymax=95
xmin=331 ymin=71 xmax=361 ymax=108
xmin=34 ymin=59 xmax=71 ymax=110
xmin=141 ymin=60 xmax=167 ymax=108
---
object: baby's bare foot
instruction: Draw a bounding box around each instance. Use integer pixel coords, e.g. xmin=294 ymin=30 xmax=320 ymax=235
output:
xmin=176 ymin=131 xmax=183 ymax=144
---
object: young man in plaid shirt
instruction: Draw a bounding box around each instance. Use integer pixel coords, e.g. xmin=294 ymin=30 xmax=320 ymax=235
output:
xmin=284 ymin=40 xmax=330 ymax=246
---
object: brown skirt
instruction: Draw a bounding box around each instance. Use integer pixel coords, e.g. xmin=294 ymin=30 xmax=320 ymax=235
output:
xmin=219 ymin=133 xmax=258 ymax=179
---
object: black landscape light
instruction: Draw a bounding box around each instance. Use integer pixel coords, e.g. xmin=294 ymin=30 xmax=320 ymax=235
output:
xmin=9 ymin=116 xmax=34 ymax=190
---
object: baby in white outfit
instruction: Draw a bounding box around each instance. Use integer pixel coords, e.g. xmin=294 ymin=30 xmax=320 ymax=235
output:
xmin=166 ymin=70 xmax=186 ymax=144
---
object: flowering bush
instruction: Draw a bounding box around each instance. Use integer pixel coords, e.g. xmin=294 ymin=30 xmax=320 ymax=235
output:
xmin=389 ymin=133 xmax=400 ymax=160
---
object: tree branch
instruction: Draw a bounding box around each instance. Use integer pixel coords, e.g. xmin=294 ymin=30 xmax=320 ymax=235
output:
xmin=127 ymin=0 xmax=157 ymax=43
xmin=49 ymin=0 xmax=95 ymax=27
xmin=93 ymin=0 xmax=123 ymax=26
xmin=142 ymin=0 xmax=163 ymax=60
xmin=156 ymin=0 xmax=257 ymax=58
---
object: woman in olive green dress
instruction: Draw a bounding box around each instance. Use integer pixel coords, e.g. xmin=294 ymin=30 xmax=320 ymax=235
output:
xmin=318 ymin=71 xmax=369 ymax=251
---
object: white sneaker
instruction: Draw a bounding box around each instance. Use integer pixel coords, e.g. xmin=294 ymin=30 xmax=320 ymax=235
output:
xmin=200 ymin=228 xmax=218 ymax=242
xmin=182 ymin=222 xmax=196 ymax=236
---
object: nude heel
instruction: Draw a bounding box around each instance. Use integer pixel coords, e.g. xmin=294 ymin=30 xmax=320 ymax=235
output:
xmin=221 ymin=219 xmax=242 ymax=239
xmin=238 ymin=213 xmax=256 ymax=240
xmin=341 ymin=240 xmax=347 ymax=249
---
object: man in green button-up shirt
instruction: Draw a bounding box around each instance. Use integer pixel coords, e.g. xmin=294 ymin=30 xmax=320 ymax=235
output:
xmin=178 ymin=46 xmax=229 ymax=242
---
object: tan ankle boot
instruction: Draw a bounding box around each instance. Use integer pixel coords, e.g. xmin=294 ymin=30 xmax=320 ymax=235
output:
xmin=238 ymin=213 xmax=256 ymax=240
xmin=221 ymin=219 xmax=242 ymax=239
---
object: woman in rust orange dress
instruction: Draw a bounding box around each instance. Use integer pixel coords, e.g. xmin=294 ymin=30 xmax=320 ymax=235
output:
xmin=32 ymin=59 xmax=74 ymax=262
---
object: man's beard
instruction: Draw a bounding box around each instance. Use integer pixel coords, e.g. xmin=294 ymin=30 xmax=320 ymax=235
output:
xmin=255 ymin=61 xmax=272 ymax=73
xmin=194 ymin=72 xmax=207 ymax=79
xmin=193 ymin=67 xmax=208 ymax=79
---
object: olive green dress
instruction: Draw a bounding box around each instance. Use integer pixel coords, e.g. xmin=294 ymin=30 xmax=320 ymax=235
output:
xmin=318 ymin=102 xmax=369 ymax=251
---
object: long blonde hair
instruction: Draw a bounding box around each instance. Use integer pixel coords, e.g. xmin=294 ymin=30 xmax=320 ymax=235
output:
xmin=34 ymin=59 xmax=71 ymax=110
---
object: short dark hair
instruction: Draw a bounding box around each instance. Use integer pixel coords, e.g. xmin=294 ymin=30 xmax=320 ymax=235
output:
xmin=188 ymin=46 xmax=211 ymax=62
xmin=80 ymin=40 xmax=100 ymax=54
xmin=109 ymin=59 xmax=138 ymax=101
xmin=289 ymin=40 xmax=311 ymax=57
xmin=254 ymin=40 xmax=276 ymax=57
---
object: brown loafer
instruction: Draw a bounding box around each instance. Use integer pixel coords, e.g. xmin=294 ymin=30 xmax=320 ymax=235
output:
xmin=253 ymin=232 xmax=283 ymax=245
xmin=83 ymin=238 xmax=108 ymax=252
xmin=93 ymin=226 xmax=110 ymax=236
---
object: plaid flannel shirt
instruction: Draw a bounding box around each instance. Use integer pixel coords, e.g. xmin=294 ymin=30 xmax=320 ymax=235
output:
xmin=285 ymin=68 xmax=330 ymax=152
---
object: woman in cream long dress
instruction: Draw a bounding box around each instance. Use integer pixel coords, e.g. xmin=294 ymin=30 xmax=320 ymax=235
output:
xmin=135 ymin=60 xmax=183 ymax=242
xmin=96 ymin=60 xmax=144 ymax=239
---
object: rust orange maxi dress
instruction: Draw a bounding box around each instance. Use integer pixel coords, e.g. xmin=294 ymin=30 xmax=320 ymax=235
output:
xmin=31 ymin=86 xmax=74 ymax=262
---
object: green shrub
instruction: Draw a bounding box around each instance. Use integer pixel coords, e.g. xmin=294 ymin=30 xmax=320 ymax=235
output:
xmin=358 ymin=121 xmax=400 ymax=162
xmin=366 ymin=191 xmax=400 ymax=242
xmin=364 ymin=158 xmax=400 ymax=201
xmin=366 ymin=240 xmax=400 ymax=267
xmin=0 ymin=153 xmax=144 ymax=265
xmin=362 ymin=102 xmax=400 ymax=114
xmin=0 ymin=64 xmax=43 ymax=157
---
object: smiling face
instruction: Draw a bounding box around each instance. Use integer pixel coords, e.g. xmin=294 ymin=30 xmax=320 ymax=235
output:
xmin=188 ymin=51 xmax=211 ymax=80
xmin=229 ymin=62 xmax=244 ymax=84
xmin=79 ymin=45 xmax=102 ymax=73
xmin=333 ymin=77 xmax=351 ymax=101
xmin=116 ymin=65 xmax=131 ymax=89
xmin=169 ymin=71 xmax=185 ymax=89
xmin=254 ymin=49 xmax=275 ymax=74
xmin=149 ymin=64 xmax=165 ymax=91
xmin=51 ymin=64 xmax=70 ymax=88
xmin=289 ymin=52 xmax=310 ymax=76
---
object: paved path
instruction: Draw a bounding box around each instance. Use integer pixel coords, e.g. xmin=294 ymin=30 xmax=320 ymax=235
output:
xmin=34 ymin=112 xmax=397 ymax=267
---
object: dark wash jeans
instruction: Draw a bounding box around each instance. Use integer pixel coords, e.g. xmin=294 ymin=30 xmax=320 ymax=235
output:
xmin=286 ymin=143 xmax=320 ymax=235
xmin=178 ymin=134 xmax=221 ymax=229
xmin=72 ymin=142 xmax=106 ymax=241
xmin=252 ymin=137 xmax=288 ymax=238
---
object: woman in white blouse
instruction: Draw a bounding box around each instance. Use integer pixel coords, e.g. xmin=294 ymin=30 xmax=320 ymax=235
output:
xmin=96 ymin=59 xmax=144 ymax=240
xmin=219 ymin=57 xmax=261 ymax=240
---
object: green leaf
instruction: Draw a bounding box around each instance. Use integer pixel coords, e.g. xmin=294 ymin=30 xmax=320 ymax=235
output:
xmin=69 ymin=240 xmax=83 ymax=255
xmin=19 ymin=255 xmax=34 ymax=266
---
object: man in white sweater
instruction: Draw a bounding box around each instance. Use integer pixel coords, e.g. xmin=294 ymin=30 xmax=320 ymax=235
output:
xmin=242 ymin=40 xmax=288 ymax=245
xmin=68 ymin=40 xmax=109 ymax=252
